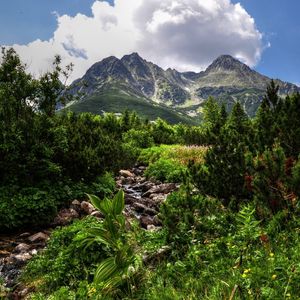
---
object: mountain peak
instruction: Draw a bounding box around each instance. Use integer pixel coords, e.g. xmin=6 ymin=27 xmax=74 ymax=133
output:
xmin=121 ymin=52 xmax=144 ymax=62
xmin=206 ymin=54 xmax=251 ymax=73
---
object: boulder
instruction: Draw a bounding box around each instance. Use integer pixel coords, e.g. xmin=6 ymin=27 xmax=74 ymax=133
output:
xmin=142 ymin=183 xmax=176 ymax=197
xmin=119 ymin=170 xmax=134 ymax=178
xmin=153 ymin=215 xmax=163 ymax=226
xmin=18 ymin=232 xmax=31 ymax=238
xmin=28 ymin=232 xmax=49 ymax=243
xmin=125 ymin=194 xmax=138 ymax=205
xmin=13 ymin=243 xmax=30 ymax=254
xmin=137 ymin=181 xmax=155 ymax=192
xmin=11 ymin=253 xmax=32 ymax=264
xmin=81 ymin=201 xmax=95 ymax=215
xmin=140 ymin=216 xmax=154 ymax=229
xmin=70 ymin=200 xmax=81 ymax=212
xmin=147 ymin=225 xmax=162 ymax=232
xmin=132 ymin=203 xmax=158 ymax=216
xmin=121 ymin=176 xmax=135 ymax=185
xmin=132 ymin=167 xmax=143 ymax=176
xmin=90 ymin=211 xmax=104 ymax=219
xmin=53 ymin=208 xmax=79 ymax=226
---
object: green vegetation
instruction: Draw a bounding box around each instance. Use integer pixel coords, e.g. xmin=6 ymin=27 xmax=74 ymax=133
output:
xmin=65 ymin=85 xmax=197 ymax=125
xmin=1 ymin=50 xmax=300 ymax=299
xmin=139 ymin=145 xmax=207 ymax=183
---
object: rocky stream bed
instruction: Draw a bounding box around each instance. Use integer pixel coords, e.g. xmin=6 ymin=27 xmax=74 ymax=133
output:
xmin=0 ymin=166 xmax=178 ymax=299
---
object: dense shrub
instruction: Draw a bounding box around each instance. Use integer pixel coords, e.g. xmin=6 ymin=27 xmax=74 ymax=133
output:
xmin=0 ymin=187 xmax=57 ymax=230
xmin=122 ymin=128 xmax=154 ymax=149
xmin=0 ymin=173 xmax=115 ymax=231
xmin=144 ymin=158 xmax=185 ymax=183
xmin=22 ymin=217 xmax=105 ymax=295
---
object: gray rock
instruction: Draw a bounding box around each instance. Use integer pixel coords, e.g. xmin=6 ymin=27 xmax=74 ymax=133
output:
xmin=13 ymin=243 xmax=30 ymax=254
xmin=142 ymin=183 xmax=176 ymax=197
xmin=153 ymin=215 xmax=163 ymax=226
xmin=18 ymin=232 xmax=30 ymax=238
xmin=125 ymin=194 xmax=138 ymax=205
xmin=81 ymin=201 xmax=95 ymax=215
xmin=30 ymin=249 xmax=38 ymax=256
xmin=71 ymin=199 xmax=81 ymax=206
xmin=28 ymin=232 xmax=49 ymax=243
xmin=133 ymin=203 xmax=158 ymax=216
xmin=140 ymin=216 xmax=154 ymax=229
xmin=11 ymin=253 xmax=32 ymax=263
xmin=119 ymin=170 xmax=135 ymax=178
xmin=90 ymin=211 xmax=104 ymax=219
xmin=147 ymin=225 xmax=162 ymax=231
xmin=53 ymin=208 xmax=79 ymax=226
xmin=137 ymin=181 xmax=155 ymax=192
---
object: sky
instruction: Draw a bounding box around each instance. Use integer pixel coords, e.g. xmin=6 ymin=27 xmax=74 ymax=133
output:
xmin=0 ymin=0 xmax=299 ymax=85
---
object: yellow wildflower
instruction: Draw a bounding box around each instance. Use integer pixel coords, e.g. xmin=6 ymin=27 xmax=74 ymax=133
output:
xmin=271 ymin=274 xmax=277 ymax=280
xmin=269 ymin=252 xmax=275 ymax=257
xmin=242 ymin=273 xmax=247 ymax=278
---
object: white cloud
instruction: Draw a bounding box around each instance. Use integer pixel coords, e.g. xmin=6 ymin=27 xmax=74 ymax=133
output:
xmin=9 ymin=0 xmax=265 ymax=82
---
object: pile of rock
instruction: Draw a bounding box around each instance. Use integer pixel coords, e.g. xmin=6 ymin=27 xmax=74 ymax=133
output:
xmin=0 ymin=231 xmax=49 ymax=290
xmin=117 ymin=166 xmax=179 ymax=230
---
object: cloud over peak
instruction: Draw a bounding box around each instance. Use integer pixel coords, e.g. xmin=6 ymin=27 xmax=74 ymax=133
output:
xmin=10 ymin=0 xmax=265 ymax=82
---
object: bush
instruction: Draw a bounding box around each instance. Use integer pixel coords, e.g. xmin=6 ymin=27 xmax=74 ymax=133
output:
xmin=0 ymin=186 xmax=57 ymax=230
xmin=144 ymin=158 xmax=185 ymax=183
xmin=123 ymin=129 xmax=154 ymax=149
xmin=0 ymin=173 xmax=116 ymax=231
xmin=22 ymin=217 xmax=106 ymax=296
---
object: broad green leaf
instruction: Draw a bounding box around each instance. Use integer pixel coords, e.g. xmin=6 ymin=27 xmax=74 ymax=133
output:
xmin=112 ymin=189 xmax=125 ymax=215
xmin=94 ymin=257 xmax=118 ymax=284
xmin=86 ymin=193 xmax=102 ymax=211
xmin=99 ymin=197 xmax=113 ymax=216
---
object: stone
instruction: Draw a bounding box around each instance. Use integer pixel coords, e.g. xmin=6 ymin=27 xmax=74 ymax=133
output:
xmin=125 ymin=194 xmax=137 ymax=205
xmin=140 ymin=216 xmax=154 ymax=229
xmin=146 ymin=225 xmax=157 ymax=231
xmin=28 ymin=232 xmax=49 ymax=243
xmin=137 ymin=181 xmax=155 ymax=192
xmin=116 ymin=180 xmax=123 ymax=188
xmin=132 ymin=202 xmax=157 ymax=216
xmin=132 ymin=167 xmax=143 ymax=176
xmin=53 ymin=208 xmax=79 ymax=226
xmin=153 ymin=215 xmax=163 ymax=226
xmin=11 ymin=253 xmax=32 ymax=263
xmin=90 ymin=211 xmax=104 ymax=219
xmin=150 ymin=194 xmax=167 ymax=203
xmin=121 ymin=177 xmax=135 ymax=185
xmin=30 ymin=249 xmax=38 ymax=256
xmin=18 ymin=232 xmax=31 ymax=238
xmin=13 ymin=243 xmax=30 ymax=254
xmin=135 ymin=176 xmax=146 ymax=184
xmin=119 ymin=170 xmax=134 ymax=178
xmin=142 ymin=183 xmax=177 ymax=197
xmin=81 ymin=201 xmax=95 ymax=215
xmin=71 ymin=199 xmax=81 ymax=206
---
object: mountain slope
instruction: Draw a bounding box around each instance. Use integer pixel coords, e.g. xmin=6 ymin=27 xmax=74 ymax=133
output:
xmin=67 ymin=53 xmax=300 ymax=120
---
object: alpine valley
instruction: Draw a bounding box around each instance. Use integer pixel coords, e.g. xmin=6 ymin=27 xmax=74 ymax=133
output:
xmin=65 ymin=53 xmax=300 ymax=123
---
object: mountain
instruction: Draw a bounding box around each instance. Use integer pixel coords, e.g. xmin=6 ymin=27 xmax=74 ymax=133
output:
xmin=66 ymin=53 xmax=300 ymax=121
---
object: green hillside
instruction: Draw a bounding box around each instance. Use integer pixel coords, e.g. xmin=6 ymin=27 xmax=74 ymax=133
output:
xmin=65 ymin=87 xmax=198 ymax=125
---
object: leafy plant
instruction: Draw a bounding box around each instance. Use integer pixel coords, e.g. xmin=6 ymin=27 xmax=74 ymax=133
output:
xmin=83 ymin=190 xmax=142 ymax=295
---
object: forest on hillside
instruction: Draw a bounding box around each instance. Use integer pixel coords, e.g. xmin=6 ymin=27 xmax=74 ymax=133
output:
xmin=1 ymin=48 xmax=300 ymax=299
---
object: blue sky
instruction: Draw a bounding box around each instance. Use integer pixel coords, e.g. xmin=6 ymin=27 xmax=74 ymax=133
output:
xmin=0 ymin=0 xmax=299 ymax=85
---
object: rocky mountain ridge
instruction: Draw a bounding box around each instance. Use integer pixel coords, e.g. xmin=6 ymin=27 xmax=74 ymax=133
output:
xmin=68 ymin=53 xmax=300 ymax=119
